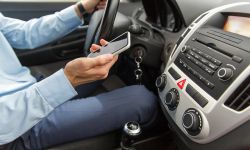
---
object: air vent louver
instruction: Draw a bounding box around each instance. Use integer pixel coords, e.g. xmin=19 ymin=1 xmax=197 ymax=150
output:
xmin=225 ymin=76 xmax=250 ymax=111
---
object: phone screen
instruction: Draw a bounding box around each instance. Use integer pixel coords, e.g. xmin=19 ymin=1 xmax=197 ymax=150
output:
xmin=88 ymin=32 xmax=130 ymax=58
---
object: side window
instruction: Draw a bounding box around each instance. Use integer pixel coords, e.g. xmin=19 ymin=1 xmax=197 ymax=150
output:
xmin=142 ymin=0 xmax=183 ymax=32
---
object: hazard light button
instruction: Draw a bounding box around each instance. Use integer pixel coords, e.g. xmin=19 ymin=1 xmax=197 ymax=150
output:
xmin=177 ymin=79 xmax=186 ymax=89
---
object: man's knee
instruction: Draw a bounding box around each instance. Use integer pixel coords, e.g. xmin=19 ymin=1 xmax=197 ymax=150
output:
xmin=121 ymin=85 xmax=158 ymax=124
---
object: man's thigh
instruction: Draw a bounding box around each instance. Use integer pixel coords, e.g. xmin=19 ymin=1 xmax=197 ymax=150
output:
xmin=22 ymin=85 xmax=158 ymax=149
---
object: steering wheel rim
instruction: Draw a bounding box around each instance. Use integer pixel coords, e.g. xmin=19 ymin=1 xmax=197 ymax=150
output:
xmin=84 ymin=0 xmax=120 ymax=54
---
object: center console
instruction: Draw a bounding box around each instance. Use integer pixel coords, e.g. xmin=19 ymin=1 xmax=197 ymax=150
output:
xmin=157 ymin=2 xmax=250 ymax=145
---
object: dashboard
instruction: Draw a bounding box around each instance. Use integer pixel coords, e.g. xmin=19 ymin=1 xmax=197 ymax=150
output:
xmin=155 ymin=2 xmax=250 ymax=150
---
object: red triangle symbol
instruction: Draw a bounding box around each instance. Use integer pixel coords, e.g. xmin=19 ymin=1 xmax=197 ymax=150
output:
xmin=177 ymin=79 xmax=186 ymax=89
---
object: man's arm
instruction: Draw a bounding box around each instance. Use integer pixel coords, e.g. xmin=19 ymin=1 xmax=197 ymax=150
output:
xmin=0 ymin=49 xmax=117 ymax=145
xmin=0 ymin=0 xmax=105 ymax=50
xmin=0 ymin=70 xmax=77 ymax=144
xmin=0 ymin=6 xmax=82 ymax=50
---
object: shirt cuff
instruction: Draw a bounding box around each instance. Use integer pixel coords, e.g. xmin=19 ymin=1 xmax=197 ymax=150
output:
xmin=57 ymin=5 xmax=83 ymax=28
xmin=35 ymin=69 xmax=78 ymax=108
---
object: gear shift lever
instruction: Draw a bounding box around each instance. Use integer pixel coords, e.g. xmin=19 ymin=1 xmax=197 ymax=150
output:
xmin=121 ymin=121 xmax=141 ymax=150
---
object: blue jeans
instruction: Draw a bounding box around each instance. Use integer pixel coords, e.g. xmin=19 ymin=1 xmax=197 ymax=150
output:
xmin=8 ymin=83 xmax=158 ymax=150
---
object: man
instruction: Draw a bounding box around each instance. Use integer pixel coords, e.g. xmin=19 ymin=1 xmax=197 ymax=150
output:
xmin=0 ymin=0 xmax=158 ymax=149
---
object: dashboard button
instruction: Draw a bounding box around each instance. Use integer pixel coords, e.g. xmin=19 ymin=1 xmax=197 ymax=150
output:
xmin=200 ymin=76 xmax=207 ymax=83
xmin=200 ymin=58 xmax=209 ymax=65
xmin=193 ymin=93 xmax=208 ymax=107
xmin=188 ymin=51 xmax=195 ymax=57
xmin=168 ymin=68 xmax=181 ymax=80
xmin=185 ymin=54 xmax=192 ymax=60
xmin=196 ymin=61 xmax=204 ymax=69
xmin=194 ymin=54 xmax=200 ymax=59
xmin=189 ymin=67 xmax=197 ymax=76
xmin=203 ymin=54 xmax=212 ymax=60
xmin=186 ymin=84 xmax=197 ymax=97
xmin=194 ymin=60 xmax=200 ymax=65
xmin=232 ymin=56 xmax=243 ymax=63
xmin=181 ymin=45 xmax=191 ymax=53
xmin=197 ymin=50 xmax=203 ymax=55
xmin=200 ymin=64 xmax=207 ymax=70
xmin=186 ymin=85 xmax=209 ymax=108
xmin=204 ymin=80 xmax=214 ymax=89
xmin=189 ymin=56 xmax=196 ymax=63
xmin=208 ymin=62 xmax=219 ymax=70
xmin=179 ymin=59 xmax=184 ymax=65
xmin=211 ymin=58 xmax=222 ymax=66
xmin=204 ymin=67 xmax=214 ymax=75
xmin=192 ymin=48 xmax=199 ymax=54
xmin=197 ymin=74 xmax=205 ymax=81
xmin=199 ymin=77 xmax=215 ymax=89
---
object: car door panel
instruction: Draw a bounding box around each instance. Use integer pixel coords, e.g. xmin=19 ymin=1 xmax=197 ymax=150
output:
xmin=0 ymin=1 xmax=89 ymax=76
xmin=16 ymin=26 xmax=87 ymax=66
xmin=0 ymin=2 xmax=76 ymax=21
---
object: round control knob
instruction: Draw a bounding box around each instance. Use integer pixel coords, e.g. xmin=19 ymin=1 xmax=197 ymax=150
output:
xmin=155 ymin=74 xmax=167 ymax=91
xmin=182 ymin=109 xmax=202 ymax=136
xmin=217 ymin=67 xmax=233 ymax=81
xmin=183 ymin=112 xmax=200 ymax=131
xmin=165 ymin=88 xmax=179 ymax=110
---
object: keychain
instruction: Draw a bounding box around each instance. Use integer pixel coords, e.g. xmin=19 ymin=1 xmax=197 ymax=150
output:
xmin=134 ymin=51 xmax=144 ymax=84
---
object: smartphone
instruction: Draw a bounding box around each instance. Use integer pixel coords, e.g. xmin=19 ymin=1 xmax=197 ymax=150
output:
xmin=87 ymin=32 xmax=131 ymax=58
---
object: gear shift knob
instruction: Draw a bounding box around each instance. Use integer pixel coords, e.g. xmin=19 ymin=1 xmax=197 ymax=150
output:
xmin=121 ymin=121 xmax=141 ymax=150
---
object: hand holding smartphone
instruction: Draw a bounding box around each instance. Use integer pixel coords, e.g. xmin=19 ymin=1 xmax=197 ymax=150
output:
xmin=87 ymin=32 xmax=131 ymax=58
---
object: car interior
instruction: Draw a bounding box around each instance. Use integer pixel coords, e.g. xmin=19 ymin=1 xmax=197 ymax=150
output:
xmin=1 ymin=0 xmax=249 ymax=149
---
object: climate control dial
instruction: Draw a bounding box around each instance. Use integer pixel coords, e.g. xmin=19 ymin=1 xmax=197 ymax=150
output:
xmin=182 ymin=108 xmax=203 ymax=136
xmin=156 ymin=74 xmax=167 ymax=91
xmin=165 ymin=88 xmax=179 ymax=110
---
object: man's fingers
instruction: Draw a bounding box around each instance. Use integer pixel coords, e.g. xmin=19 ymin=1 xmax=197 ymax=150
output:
xmin=99 ymin=0 xmax=106 ymax=5
xmin=99 ymin=55 xmax=118 ymax=73
xmin=84 ymin=55 xmax=118 ymax=79
xmin=84 ymin=54 xmax=114 ymax=69
xmin=97 ymin=5 xmax=106 ymax=9
xmin=100 ymin=39 xmax=109 ymax=46
xmin=98 ymin=0 xmax=107 ymax=6
xmin=90 ymin=44 xmax=101 ymax=52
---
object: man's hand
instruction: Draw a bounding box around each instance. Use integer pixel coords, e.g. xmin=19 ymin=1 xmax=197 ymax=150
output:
xmin=81 ymin=0 xmax=107 ymax=13
xmin=64 ymin=39 xmax=118 ymax=87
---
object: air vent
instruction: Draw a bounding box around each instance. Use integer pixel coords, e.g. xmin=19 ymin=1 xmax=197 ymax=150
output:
xmin=225 ymin=76 xmax=250 ymax=111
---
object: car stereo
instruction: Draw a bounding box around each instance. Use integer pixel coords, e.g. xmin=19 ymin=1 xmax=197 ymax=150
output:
xmin=156 ymin=2 xmax=250 ymax=145
xmin=175 ymin=26 xmax=250 ymax=101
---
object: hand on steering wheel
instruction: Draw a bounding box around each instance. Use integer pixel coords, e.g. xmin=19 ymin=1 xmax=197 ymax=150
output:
xmin=81 ymin=0 xmax=107 ymax=13
xmin=84 ymin=0 xmax=120 ymax=55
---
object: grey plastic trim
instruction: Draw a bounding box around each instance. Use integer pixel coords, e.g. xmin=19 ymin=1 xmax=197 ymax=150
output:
xmin=160 ymin=2 xmax=250 ymax=144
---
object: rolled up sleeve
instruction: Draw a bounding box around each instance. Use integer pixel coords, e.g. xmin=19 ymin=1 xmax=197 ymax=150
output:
xmin=0 ymin=5 xmax=83 ymax=49
xmin=0 ymin=69 xmax=77 ymax=144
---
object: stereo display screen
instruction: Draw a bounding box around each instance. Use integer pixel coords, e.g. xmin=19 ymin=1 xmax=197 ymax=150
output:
xmin=224 ymin=16 xmax=250 ymax=37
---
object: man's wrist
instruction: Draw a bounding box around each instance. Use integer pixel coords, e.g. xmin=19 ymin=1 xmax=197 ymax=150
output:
xmin=63 ymin=68 xmax=76 ymax=87
xmin=78 ymin=0 xmax=93 ymax=14
xmin=75 ymin=2 xmax=86 ymax=19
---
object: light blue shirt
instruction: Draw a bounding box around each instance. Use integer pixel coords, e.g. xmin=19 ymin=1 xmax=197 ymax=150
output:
xmin=0 ymin=6 xmax=83 ymax=144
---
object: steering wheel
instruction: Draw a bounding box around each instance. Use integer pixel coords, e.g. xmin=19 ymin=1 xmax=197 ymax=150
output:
xmin=84 ymin=0 xmax=120 ymax=54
